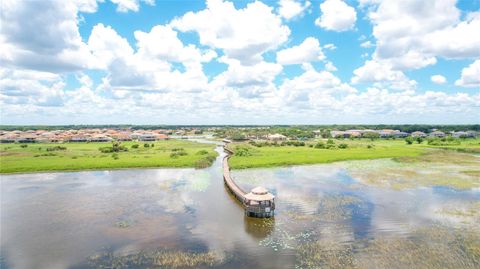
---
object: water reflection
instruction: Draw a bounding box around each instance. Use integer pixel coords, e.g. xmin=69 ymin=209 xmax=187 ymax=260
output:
xmin=1 ymin=147 xmax=479 ymax=268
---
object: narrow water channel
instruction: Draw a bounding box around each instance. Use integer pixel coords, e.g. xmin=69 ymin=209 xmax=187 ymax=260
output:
xmin=1 ymin=145 xmax=479 ymax=268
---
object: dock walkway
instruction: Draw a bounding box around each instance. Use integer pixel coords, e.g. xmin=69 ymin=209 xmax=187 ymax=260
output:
xmin=222 ymin=144 xmax=275 ymax=218
xmin=222 ymin=146 xmax=246 ymax=202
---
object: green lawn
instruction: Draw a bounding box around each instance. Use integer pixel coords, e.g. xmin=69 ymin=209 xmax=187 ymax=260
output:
xmin=228 ymin=138 xmax=480 ymax=169
xmin=0 ymin=140 xmax=217 ymax=173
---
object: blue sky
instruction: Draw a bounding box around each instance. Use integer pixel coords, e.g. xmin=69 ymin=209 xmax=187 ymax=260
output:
xmin=0 ymin=0 xmax=479 ymax=124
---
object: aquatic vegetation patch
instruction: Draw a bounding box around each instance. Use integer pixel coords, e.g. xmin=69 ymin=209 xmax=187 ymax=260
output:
xmin=297 ymin=240 xmax=355 ymax=269
xmin=317 ymin=195 xmax=364 ymax=222
xmin=436 ymin=201 xmax=480 ymax=225
xmin=344 ymin=151 xmax=480 ymax=190
xmin=258 ymin=194 xmax=367 ymax=253
xmin=88 ymin=249 xmax=223 ymax=269
xmin=296 ymin=225 xmax=480 ymax=269
xmin=115 ymin=220 xmax=133 ymax=228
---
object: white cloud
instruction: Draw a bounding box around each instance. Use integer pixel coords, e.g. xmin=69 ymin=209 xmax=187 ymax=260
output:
xmin=363 ymin=0 xmax=480 ymax=71
xmin=455 ymin=60 xmax=480 ymax=88
xmin=0 ymin=0 xmax=96 ymax=72
xmin=276 ymin=37 xmax=325 ymax=65
xmin=171 ymin=0 xmax=290 ymax=64
xmin=351 ymin=60 xmax=417 ymax=90
xmin=431 ymin=75 xmax=447 ymax=85
xmin=323 ymin=43 xmax=336 ymax=50
xmin=88 ymin=23 xmax=211 ymax=93
xmin=109 ymin=0 xmax=155 ymax=13
xmin=212 ymin=58 xmax=282 ymax=94
xmin=325 ymin=61 xmax=337 ymax=71
xmin=278 ymin=0 xmax=311 ymax=20
xmin=0 ymin=67 xmax=65 ymax=107
xmin=88 ymin=24 xmax=135 ymax=69
xmin=315 ymin=0 xmax=357 ymax=32
xmin=360 ymin=41 xmax=373 ymax=48
xmin=134 ymin=25 xmax=216 ymax=68
xmin=279 ymin=65 xmax=356 ymax=107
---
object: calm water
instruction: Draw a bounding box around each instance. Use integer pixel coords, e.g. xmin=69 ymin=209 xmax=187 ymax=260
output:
xmin=1 ymin=146 xmax=479 ymax=269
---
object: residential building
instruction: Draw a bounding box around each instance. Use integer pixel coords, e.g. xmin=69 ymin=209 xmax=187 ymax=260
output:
xmin=411 ymin=131 xmax=427 ymax=138
xmin=430 ymin=131 xmax=446 ymax=138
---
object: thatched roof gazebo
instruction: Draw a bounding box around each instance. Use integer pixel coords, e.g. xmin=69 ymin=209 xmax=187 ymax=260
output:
xmin=243 ymin=186 xmax=275 ymax=218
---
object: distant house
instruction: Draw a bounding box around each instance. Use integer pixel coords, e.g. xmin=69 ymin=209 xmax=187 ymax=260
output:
xmin=138 ymin=133 xmax=157 ymax=141
xmin=466 ymin=131 xmax=478 ymax=138
xmin=430 ymin=131 xmax=446 ymax=138
xmin=393 ymin=131 xmax=409 ymax=138
xmin=411 ymin=131 xmax=427 ymax=138
xmin=157 ymin=134 xmax=169 ymax=140
xmin=267 ymin=133 xmax=287 ymax=141
xmin=90 ymin=135 xmax=113 ymax=142
xmin=130 ymin=132 xmax=144 ymax=140
xmin=330 ymin=131 xmax=347 ymax=138
xmin=69 ymin=136 xmax=89 ymax=142
xmin=345 ymin=130 xmax=362 ymax=138
xmin=0 ymin=135 xmax=16 ymax=143
xmin=17 ymin=135 xmax=37 ymax=143
xmin=113 ymin=134 xmax=132 ymax=141
xmin=452 ymin=131 xmax=477 ymax=138
xmin=378 ymin=129 xmax=398 ymax=138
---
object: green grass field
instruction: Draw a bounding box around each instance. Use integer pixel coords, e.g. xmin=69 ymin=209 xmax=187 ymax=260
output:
xmin=0 ymin=140 xmax=217 ymax=173
xmin=228 ymin=138 xmax=480 ymax=169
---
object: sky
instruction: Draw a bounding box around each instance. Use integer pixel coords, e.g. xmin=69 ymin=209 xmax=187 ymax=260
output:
xmin=0 ymin=0 xmax=479 ymax=125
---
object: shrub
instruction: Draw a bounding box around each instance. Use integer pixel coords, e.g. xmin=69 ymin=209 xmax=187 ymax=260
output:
xmin=325 ymin=144 xmax=335 ymax=149
xmin=314 ymin=142 xmax=325 ymax=149
xmin=144 ymin=143 xmax=150 ymax=148
xmin=20 ymin=144 xmax=28 ymax=148
xmin=170 ymin=148 xmax=188 ymax=158
xmin=112 ymin=153 xmax=119 ymax=160
xmin=151 ymin=143 xmax=155 ymax=147
xmin=99 ymin=147 xmax=113 ymax=153
xmin=235 ymin=147 xmax=252 ymax=157
xmin=327 ymin=139 xmax=335 ymax=145
xmin=367 ymin=145 xmax=373 ymax=149
xmin=416 ymin=137 xmax=424 ymax=144
xmin=196 ymin=150 xmax=209 ymax=155
xmin=338 ymin=143 xmax=348 ymax=149
xmin=38 ymin=152 xmax=56 ymax=157
xmin=231 ymin=133 xmax=246 ymax=141
xmin=99 ymin=142 xmax=128 ymax=153
xmin=195 ymin=155 xmax=216 ymax=168
xmin=46 ymin=146 xmax=67 ymax=151
xmin=405 ymin=137 xmax=414 ymax=145
xmin=281 ymin=140 xmax=305 ymax=147
xmin=131 ymin=144 xmax=139 ymax=149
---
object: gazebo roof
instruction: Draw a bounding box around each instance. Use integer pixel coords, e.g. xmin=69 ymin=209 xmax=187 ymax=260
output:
xmin=244 ymin=186 xmax=275 ymax=201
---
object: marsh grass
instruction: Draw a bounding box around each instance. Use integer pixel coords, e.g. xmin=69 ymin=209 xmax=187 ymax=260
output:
xmin=88 ymin=249 xmax=222 ymax=269
xmin=343 ymin=151 xmax=480 ymax=190
xmin=296 ymin=225 xmax=480 ymax=269
xmin=437 ymin=201 xmax=480 ymax=225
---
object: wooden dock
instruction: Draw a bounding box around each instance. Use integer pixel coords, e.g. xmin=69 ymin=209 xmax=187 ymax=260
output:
xmin=223 ymin=146 xmax=246 ymax=202
xmin=223 ymin=145 xmax=275 ymax=218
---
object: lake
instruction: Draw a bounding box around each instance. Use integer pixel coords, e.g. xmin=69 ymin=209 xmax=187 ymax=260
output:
xmin=1 ymin=146 xmax=479 ymax=268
